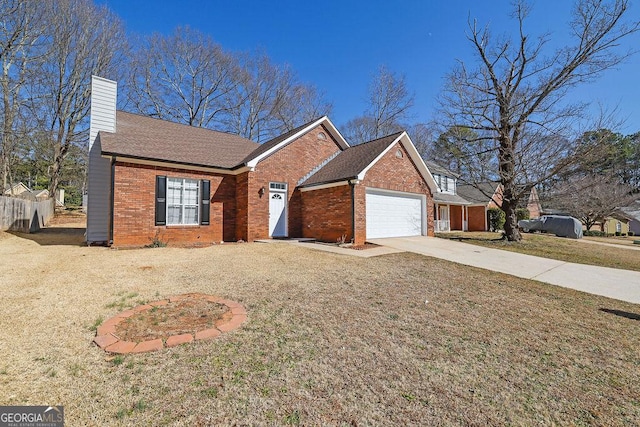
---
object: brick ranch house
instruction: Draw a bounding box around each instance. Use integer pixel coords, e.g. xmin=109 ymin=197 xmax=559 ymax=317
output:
xmin=86 ymin=76 xmax=438 ymax=247
xmin=427 ymin=161 xmax=542 ymax=232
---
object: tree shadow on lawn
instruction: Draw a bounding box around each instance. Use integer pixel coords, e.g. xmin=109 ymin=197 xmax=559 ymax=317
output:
xmin=599 ymin=308 xmax=640 ymax=321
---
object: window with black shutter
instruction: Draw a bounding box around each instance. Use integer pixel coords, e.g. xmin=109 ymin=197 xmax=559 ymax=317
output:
xmin=156 ymin=175 xmax=211 ymax=227
xmin=200 ymin=179 xmax=210 ymax=225
xmin=155 ymin=175 xmax=167 ymax=225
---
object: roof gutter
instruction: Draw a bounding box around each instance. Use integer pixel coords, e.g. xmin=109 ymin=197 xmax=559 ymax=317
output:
xmin=299 ymin=179 xmax=354 ymax=192
xmin=102 ymin=154 xmax=252 ymax=175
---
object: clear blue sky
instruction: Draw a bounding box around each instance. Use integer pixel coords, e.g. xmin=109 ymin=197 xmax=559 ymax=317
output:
xmin=98 ymin=0 xmax=640 ymax=134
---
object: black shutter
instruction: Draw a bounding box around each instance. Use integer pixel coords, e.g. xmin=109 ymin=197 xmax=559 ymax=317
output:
xmin=155 ymin=175 xmax=167 ymax=226
xmin=200 ymin=179 xmax=210 ymax=225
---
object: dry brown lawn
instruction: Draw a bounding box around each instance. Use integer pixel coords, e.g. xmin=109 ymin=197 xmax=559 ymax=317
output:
xmin=437 ymin=231 xmax=640 ymax=272
xmin=1 ymin=217 xmax=640 ymax=426
xmin=584 ymin=235 xmax=639 ymax=247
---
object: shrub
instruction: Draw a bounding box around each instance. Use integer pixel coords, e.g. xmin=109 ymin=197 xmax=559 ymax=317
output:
xmin=615 ymin=231 xmax=621 ymax=236
xmin=145 ymin=230 xmax=168 ymax=248
xmin=629 ymin=231 xmax=635 ymax=237
xmin=487 ymin=208 xmax=506 ymax=232
xmin=516 ymin=208 xmax=530 ymax=221
xmin=583 ymin=230 xmax=605 ymax=237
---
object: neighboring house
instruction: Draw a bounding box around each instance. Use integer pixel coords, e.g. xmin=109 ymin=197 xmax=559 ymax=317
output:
xmin=428 ymin=163 xmax=542 ymax=232
xmin=599 ymin=214 xmax=630 ymax=235
xmin=427 ymin=162 xmax=476 ymax=232
xmin=458 ymin=182 xmax=542 ymax=225
xmin=455 ymin=182 xmax=503 ymax=232
xmin=3 ymin=182 xmax=36 ymax=200
xmin=3 ymin=183 xmax=52 ymax=202
xmin=86 ymin=76 xmax=438 ymax=247
xmin=618 ymin=201 xmax=640 ymax=235
xmin=521 ymin=186 xmax=542 ymax=219
xmin=32 ymin=189 xmax=50 ymax=202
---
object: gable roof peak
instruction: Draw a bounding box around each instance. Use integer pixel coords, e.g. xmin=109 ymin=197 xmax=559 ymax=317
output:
xmin=301 ymin=130 xmax=438 ymax=193
xmin=242 ymin=116 xmax=349 ymax=168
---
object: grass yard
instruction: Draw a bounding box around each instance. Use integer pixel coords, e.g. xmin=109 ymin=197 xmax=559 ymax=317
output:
xmin=436 ymin=231 xmax=640 ymax=272
xmin=1 ymin=220 xmax=639 ymax=425
xmin=584 ymin=235 xmax=639 ymax=247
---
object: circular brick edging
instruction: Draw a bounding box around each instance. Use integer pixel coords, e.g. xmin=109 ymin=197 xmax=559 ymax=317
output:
xmin=93 ymin=293 xmax=247 ymax=354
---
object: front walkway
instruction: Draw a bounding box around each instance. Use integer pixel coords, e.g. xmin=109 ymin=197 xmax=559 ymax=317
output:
xmin=369 ymin=236 xmax=640 ymax=305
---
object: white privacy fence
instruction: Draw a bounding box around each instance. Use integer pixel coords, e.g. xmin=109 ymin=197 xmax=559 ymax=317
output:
xmin=0 ymin=196 xmax=55 ymax=233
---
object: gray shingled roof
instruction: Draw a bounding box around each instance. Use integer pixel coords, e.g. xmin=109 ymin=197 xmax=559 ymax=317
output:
xmin=456 ymin=182 xmax=501 ymax=204
xmin=425 ymin=161 xmax=460 ymax=178
xmin=240 ymin=117 xmax=325 ymax=165
xmin=433 ymin=192 xmax=471 ymax=205
xmin=620 ymin=200 xmax=640 ymax=221
xmin=301 ymin=132 xmax=402 ymax=187
xmin=100 ymin=111 xmax=259 ymax=169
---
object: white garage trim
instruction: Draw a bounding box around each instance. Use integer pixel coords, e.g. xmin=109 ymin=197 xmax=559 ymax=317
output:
xmin=365 ymin=188 xmax=426 ymax=239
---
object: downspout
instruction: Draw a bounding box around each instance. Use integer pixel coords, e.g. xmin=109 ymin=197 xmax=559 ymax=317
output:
xmin=349 ymin=180 xmax=356 ymax=244
xmin=109 ymin=156 xmax=115 ymax=246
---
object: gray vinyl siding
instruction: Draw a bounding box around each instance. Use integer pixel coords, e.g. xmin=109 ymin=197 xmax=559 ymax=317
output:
xmin=86 ymin=76 xmax=117 ymax=243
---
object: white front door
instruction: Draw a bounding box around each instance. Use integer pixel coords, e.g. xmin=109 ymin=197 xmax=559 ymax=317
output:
xmin=269 ymin=185 xmax=287 ymax=237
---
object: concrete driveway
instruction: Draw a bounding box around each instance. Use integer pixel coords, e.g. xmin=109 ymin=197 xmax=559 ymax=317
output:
xmin=369 ymin=236 xmax=640 ymax=305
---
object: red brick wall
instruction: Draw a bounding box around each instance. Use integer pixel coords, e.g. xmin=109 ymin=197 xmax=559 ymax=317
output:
xmin=450 ymin=205 xmax=463 ymax=230
xmin=301 ymin=184 xmax=353 ymax=243
xmin=235 ymin=171 xmax=249 ymax=241
xmin=488 ymin=185 xmax=502 ymax=209
xmin=527 ymin=188 xmax=541 ymax=219
xmin=112 ymin=162 xmax=235 ymax=247
xmin=359 ymin=141 xmax=435 ymax=239
xmin=467 ymin=206 xmax=486 ymax=231
xmin=353 ymin=185 xmax=367 ymax=244
xmin=243 ymin=124 xmax=343 ymax=241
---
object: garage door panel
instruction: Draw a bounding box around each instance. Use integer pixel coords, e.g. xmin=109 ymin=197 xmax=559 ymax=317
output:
xmin=366 ymin=190 xmax=424 ymax=239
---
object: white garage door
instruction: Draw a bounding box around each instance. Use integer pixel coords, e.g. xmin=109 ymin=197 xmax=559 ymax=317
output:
xmin=366 ymin=189 xmax=424 ymax=239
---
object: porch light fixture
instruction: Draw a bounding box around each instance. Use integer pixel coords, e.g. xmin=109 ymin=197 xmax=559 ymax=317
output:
xmin=258 ymin=186 xmax=266 ymax=197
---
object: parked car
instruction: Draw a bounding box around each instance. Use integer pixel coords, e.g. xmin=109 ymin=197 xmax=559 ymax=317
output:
xmin=518 ymin=215 xmax=583 ymax=239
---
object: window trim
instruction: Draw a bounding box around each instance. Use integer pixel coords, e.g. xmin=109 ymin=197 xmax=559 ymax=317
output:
xmin=269 ymin=182 xmax=287 ymax=191
xmin=166 ymin=177 xmax=200 ymax=226
xmin=155 ymin=175 xmax=211 ymax=227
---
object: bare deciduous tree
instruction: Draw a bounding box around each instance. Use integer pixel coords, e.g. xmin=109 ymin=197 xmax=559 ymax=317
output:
xmin=344 ymin=65 xmax=414 ymax=144
xmin=127 ymin=35 xmax=331 ymax=143
xmin=435 ymin=0 xmax=640 ymax=241
xmin=28 ymin=0 xmax=126 ymax=196
xmin=0 ymin=0 xmax=44 ymax=192
xmin=548 ymin=174 xmax=637 ymax=230
xmin=273 ymin=83 xmax=333 ymax=135
xmin=127 ymin=26 xmax=238 ymax=128
xmin=222 ymin=54 xmax=293 ymax=142
xmin=222 ymin=53 xmax=332 ymax=142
